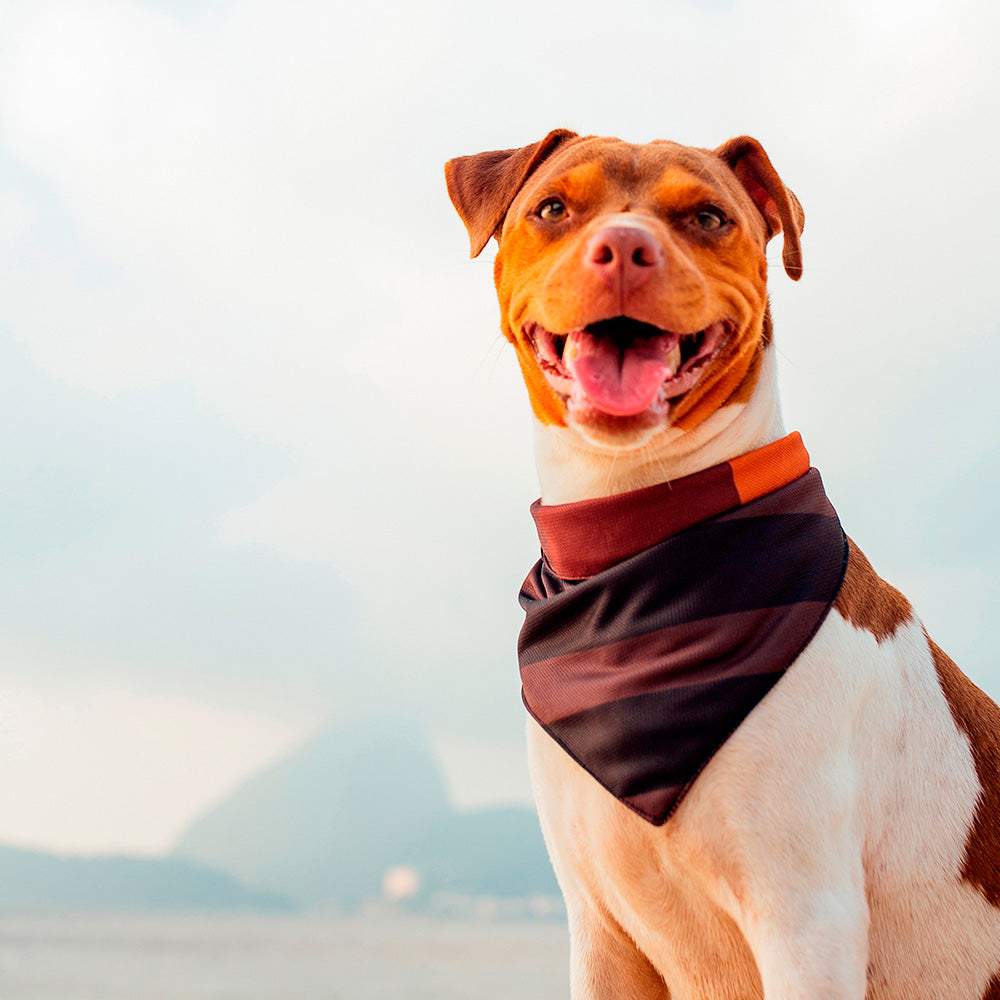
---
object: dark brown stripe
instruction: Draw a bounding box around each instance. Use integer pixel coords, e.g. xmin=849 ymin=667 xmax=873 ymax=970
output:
xmin=521 ymin=603 xmax=830 ymax=725
xmin=519 ymin=570 xmax=542 ymax=602
xmin=541 ymin=672 xmax=784 ymax=816
xmin=519 ymin=506 xmax=846 ymax=666
xmin=719 ymin=476 xmax=837 ymax=521
xmin=928 ymin=632 xmax=1000 ymax=908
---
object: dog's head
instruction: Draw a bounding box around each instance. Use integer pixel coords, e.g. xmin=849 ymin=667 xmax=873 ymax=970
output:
xmin=446 ymin=131 xmax=803 ymax=449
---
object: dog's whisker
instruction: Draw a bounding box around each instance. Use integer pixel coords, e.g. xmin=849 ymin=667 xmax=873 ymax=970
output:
xmin=472 ymin=334 xmax=509 ymax=379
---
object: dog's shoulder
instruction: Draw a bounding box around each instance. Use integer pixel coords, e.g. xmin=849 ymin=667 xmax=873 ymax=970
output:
xmin=820 ymin=536 xmax=1000 ymax=919
xmin=833 ymin=536 xmax=913 ymax=641
xmin=833 ymin=535 xmax=1000 ymax=908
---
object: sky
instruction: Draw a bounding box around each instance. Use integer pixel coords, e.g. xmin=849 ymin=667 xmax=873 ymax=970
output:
xmin=0 ymin=0 xmax=997 ymax=855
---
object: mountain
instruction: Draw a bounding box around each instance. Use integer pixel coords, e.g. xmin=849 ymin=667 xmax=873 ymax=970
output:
xmin=173 ymin=717 xmax=558 ymax=908
xmin=174 ymin=717 xmax=453 ymax=907
xmin=0 ymin=844 xmax=288 ymax=911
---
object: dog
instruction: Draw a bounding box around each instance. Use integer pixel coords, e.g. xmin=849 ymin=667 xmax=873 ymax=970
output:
xmin=446 ymin=131 xmax=1000 ymax=1000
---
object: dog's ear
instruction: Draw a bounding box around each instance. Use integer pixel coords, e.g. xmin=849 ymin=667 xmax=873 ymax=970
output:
xmin=715 ymin=136 xmax=805 ymax=281
xmin=446 ymin=129 xmax=579 ymax=258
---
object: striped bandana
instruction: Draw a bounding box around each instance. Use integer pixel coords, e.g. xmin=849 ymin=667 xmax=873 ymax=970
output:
xmin=518 ymin=433 xmax=848 ymax=825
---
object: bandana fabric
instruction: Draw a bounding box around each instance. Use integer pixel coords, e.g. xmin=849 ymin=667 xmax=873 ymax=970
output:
xmin=518 ymin=433 xmax=848 ymax=825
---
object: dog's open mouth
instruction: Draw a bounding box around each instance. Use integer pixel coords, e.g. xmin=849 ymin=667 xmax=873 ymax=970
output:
xmin=527 ymin=317 xmax=730 ymax=418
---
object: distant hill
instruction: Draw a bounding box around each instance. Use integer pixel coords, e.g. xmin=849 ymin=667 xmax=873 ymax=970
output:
xmin=173 ymin=717 xmax=453 ymax=907
xmin=0 ymin=844 xmax=288 ymax=911
xmin=173 ymin=717 xmax=557 ymax=908
xmin=419 ymin=807 xmax=559 ymax=898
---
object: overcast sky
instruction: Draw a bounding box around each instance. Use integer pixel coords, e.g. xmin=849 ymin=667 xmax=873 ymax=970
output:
xmin=0 ymin=0 xmax=997 ymax=855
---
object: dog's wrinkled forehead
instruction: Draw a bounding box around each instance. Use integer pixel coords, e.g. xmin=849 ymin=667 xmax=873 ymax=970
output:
xmin=504 ymin=137 xmax=768 ymax=244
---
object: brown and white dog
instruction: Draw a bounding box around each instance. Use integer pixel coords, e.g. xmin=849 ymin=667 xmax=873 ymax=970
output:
xmin=446 ymin=131 xmax=1000 ymax=1000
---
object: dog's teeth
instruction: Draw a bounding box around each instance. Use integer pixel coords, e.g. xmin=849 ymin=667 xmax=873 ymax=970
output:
xmin=667 ymin=342 xmax=682 ymax=373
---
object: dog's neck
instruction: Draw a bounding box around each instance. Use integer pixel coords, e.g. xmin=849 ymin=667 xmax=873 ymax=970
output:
xmin=533 ymin=348 xmax=785 ymax=504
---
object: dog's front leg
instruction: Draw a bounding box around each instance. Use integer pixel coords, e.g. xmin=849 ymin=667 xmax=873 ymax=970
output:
xmin=726 ymin=788 xmax=870 ymax=999
xmin=743 ymin=891 xmax=869 ymax=1000
xmin=566 ymin=896 xmax=671 ymax=1000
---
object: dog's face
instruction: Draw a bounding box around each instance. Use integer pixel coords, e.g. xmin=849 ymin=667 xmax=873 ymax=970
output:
xmin=447 ymin=132 xmax=804 ymax=449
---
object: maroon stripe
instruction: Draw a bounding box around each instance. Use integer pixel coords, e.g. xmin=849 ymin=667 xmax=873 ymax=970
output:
xmin=623 ymin=786 xmax=685 ymax=823
xmin=521 ymin=602 xmax=829 ymax=725
xmin=529 ymin=433 xmax=813 ymax=580
xmin=530 ymin=462 xmax=740 ymax=580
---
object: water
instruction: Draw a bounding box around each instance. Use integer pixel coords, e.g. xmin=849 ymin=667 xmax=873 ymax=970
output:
xmin=0 ymin=912 xmax=570 ymax=1000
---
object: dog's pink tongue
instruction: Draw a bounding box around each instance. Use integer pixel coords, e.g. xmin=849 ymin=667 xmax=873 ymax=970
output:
xmin=564 ymin=330 xmax=674 ymax=416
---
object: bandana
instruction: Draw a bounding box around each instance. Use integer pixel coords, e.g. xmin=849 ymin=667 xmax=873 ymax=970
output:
xmin=518 ymin=433 xmax=848 ymax=825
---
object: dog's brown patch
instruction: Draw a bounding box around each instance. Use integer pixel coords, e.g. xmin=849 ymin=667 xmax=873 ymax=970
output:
xmin=983 ymin=971 xmax=1000 ymax=1000
xmin=928 ymin=634 xmax=1000 ymax=908
xmin=832 ymin=538 xmax=913 ymax=642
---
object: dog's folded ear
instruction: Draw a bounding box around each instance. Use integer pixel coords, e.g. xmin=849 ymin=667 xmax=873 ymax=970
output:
xmin=715 ymin=136 xmax=805 ymax=281
xmin=446 ymin=129 xmax=579 ymax=258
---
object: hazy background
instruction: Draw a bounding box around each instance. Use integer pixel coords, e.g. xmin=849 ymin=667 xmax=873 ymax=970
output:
xmin=0 ymin=0 xmax=997 ymax=860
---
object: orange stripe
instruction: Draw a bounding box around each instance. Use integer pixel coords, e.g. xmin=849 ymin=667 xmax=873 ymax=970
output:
xmin=729 ymin=431 xmax=810 ymax=504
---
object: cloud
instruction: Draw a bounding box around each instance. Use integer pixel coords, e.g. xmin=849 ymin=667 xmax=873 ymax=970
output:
xmin=0 ymin=685 xmax=298 ymax=854
xmin=0 ymin=338 xmax=360 ymax=715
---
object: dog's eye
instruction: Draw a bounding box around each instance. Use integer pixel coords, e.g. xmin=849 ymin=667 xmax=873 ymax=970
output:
xmin=537 ymin=199 xmax=567 ymax=222
xmin=695 ymin=208 xmax=726 ymax=231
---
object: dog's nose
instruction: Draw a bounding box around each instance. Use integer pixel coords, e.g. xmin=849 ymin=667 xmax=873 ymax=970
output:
xmin=585 ymin=224 xmax=663 ymax=293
